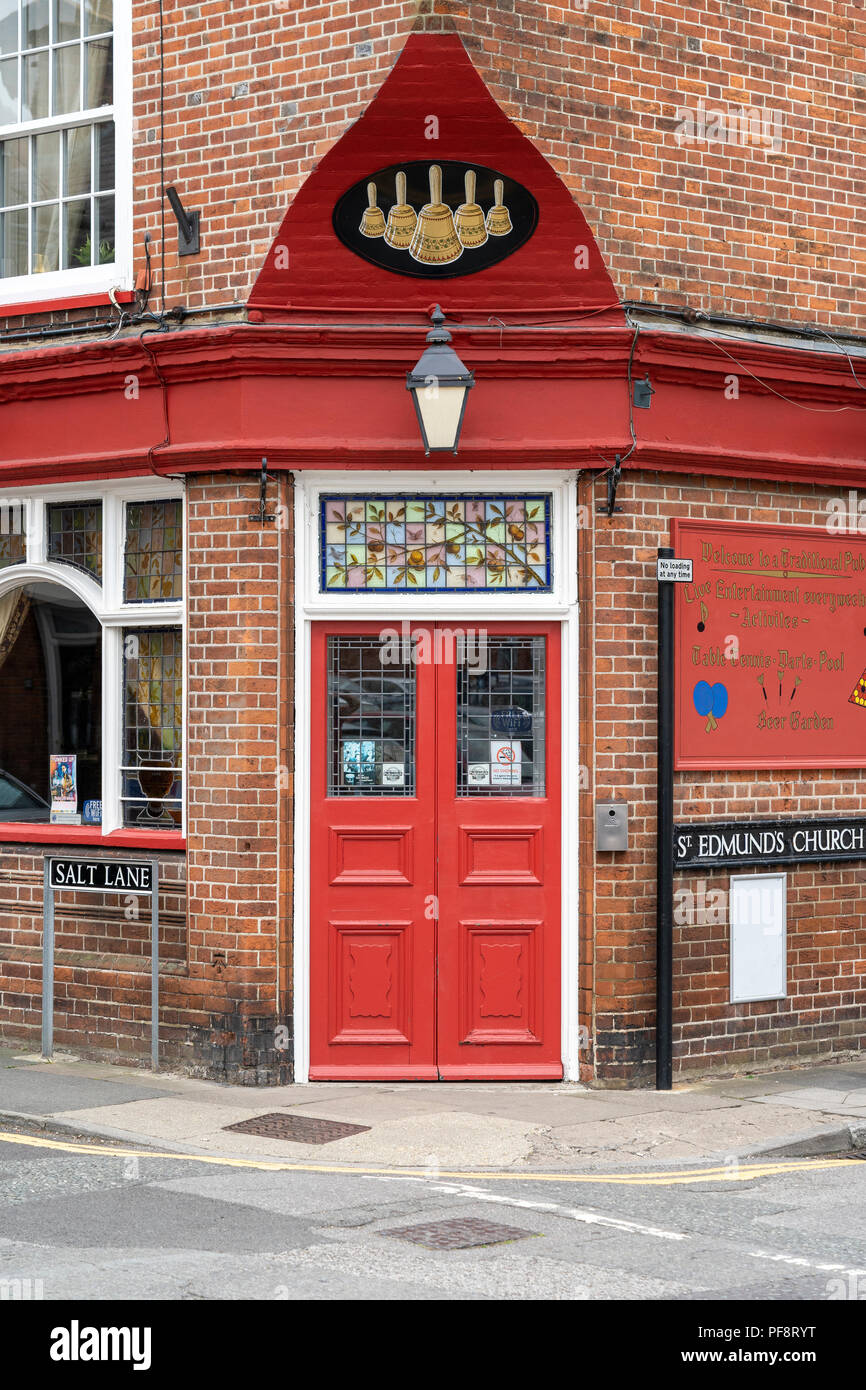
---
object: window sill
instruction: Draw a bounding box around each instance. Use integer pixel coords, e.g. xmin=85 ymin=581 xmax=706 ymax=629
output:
xmin=0 ymin=824 xmax=185 ymax=851
xmin=0 ymin=291 xmax=136 ymax=318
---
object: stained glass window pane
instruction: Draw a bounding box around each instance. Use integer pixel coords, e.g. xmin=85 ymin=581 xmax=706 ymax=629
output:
xmin=47 ymin=499 xmax=102 ymax=579
xmin=0 ymin=500 xmax=25 ymax=567
xmin=124 ymin=498 xmax=183 ymax=602
xmin=122 ymin=626 xmax=183 ymax=827
xmin=321 ymin=494 xmax=551 ymax=593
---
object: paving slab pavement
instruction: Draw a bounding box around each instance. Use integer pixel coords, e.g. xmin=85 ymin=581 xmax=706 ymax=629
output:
xmin=1 ymin=1045 xmax=865 ymax=1170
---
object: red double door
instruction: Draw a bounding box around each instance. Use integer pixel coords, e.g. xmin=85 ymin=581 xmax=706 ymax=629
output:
xmin=310 ymin=622 xmax=562 ymax=1079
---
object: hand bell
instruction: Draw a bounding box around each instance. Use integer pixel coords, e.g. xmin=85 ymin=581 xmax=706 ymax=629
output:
xmin=409 ymin=164 xmax=462 ymax=266
xmin=359 ymin=181 xmax=386 ymax=238
xmin=384 ymin=170 xmax=417 ymax=250
xmin=485 ymin=177 xmax=513 ymax=236
xmin=454 ymin=169 xmax=488 ymax=249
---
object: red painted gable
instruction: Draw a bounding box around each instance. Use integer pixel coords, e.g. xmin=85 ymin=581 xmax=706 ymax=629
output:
xmin=248 ymin=32 xmax=622 ymax=324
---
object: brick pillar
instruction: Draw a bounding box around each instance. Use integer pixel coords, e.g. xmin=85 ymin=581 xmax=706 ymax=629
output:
xmin=185 ymin=472 xmax=293 ymax=1083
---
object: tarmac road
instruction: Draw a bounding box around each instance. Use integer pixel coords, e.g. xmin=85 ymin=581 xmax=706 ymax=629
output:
xmin=1 ymin=1121 xmax=865 ymax=1303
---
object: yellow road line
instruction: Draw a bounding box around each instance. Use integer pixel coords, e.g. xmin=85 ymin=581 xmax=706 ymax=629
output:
xmin=0 ymin=1128 xmax=861 ymax=1186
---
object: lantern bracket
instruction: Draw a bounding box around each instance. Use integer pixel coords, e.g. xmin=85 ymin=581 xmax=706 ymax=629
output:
xmin=249 ymin=457 xmax=276 ymax=525
xmin=598 ymin=455 xmax=624 ymax=516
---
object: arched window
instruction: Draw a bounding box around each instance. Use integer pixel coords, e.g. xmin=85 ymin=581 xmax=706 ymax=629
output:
xmin=0 ymin=482 xmax=183 ymax=835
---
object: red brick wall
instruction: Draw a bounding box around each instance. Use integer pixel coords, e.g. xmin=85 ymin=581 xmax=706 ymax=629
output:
xmin=4 ymin=2 xmax=862 ymax=332
xmin=0 ymin=846 xmax=186 ymax=1061
xmin=429 ymin=2 xmax=865 ymax=328
xmin=583 ymin=471 xmax=866 ymax=1083
xmin=136 ymin=0 xmax=866 ymax=327
xmin=131 ymin=0 xmax=418 ymax=311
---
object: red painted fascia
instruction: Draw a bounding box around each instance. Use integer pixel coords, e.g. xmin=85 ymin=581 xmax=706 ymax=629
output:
xmin=0 ymin=824 xmax=185 ymax=851
xmin=0 ymin=323 xmax=863 ymax=489
xmin=0 ymin=321 xmax=861 ymax=394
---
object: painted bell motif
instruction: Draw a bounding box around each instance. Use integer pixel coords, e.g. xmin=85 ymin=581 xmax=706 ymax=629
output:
xmin=454 ymin=169 xmax=488 ymax=249
xmin=408 ymin=164 xmax=462 ymax=266
xmin=485 ymin=177 xmax=513 ymax=236
xmin=359 ymin=181 xmax=386 ymax=238
xmin=383 ymin=171 xmax=417 ymax=249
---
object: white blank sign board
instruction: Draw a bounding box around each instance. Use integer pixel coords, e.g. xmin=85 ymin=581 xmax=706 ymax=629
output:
xmin=729 ymin=873 xmax=787 ymax=1004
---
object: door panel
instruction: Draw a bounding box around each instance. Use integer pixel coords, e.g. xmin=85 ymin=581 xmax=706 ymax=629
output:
xmin=436 ymin=626 xmax=562 ymax=1078
xmin=310 ymin=624 xmax=437 ymax=1079
xmin=310 ymin=621 xmax=561 ymax=1080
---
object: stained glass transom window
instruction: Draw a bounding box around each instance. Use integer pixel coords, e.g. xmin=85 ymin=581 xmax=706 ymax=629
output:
xmin=321 ymin=495 xmax=552 ymax=592
xmin=124 ymin=498 xmax=183 ymax=601
xmin=47 ymin=499 xmax=102 ymax=579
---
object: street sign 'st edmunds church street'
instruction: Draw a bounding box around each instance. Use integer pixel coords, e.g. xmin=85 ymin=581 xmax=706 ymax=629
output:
xmin=0 ymin=7 xmax=863 ymax=1087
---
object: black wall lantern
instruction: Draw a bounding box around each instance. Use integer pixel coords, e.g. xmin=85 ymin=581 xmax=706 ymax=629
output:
xmin=406 ymin=305 xmax=474 ymax=454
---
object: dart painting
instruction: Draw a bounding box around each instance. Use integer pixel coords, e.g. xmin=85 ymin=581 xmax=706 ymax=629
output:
xmin=672 ymin=519 xmax=866 ymax=769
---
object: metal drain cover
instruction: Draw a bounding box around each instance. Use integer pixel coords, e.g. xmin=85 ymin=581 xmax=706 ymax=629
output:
xmin=222 ymin=1113 xmax=371 ymax=1145
xmin=381 ymin=1217 xmax=537 ymax=1250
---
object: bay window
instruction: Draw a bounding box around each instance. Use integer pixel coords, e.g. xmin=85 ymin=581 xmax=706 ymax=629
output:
xmin=0 ymin=482 xmax=184 ymax=835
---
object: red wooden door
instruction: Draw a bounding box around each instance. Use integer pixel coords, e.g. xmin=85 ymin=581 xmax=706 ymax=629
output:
xmin=436 ymin=624 xmax=562 ymax=1078
xmin=309 ymin=622 xmax=561 ymax=1079
xmin=309 ymin=623 xmax=437 ymax=1078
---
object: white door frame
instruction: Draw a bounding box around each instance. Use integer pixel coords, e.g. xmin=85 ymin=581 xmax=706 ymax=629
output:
xmin=291 ymin=470 xmax=581 ymax=1083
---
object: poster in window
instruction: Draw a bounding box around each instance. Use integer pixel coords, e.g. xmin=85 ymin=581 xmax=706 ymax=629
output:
xmin=49 ymin=754 xmax=78 ymax=820
xmin=342 ymin=741 xmax=376 ymax=787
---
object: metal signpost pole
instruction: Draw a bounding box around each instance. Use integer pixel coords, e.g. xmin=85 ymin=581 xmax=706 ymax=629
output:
xmin=656 ymin=548 xmax=675 ymax=1091
xmin=151 ymin=860 xmax=160 ymax=1072
xmin=40 ymin=856 xmax=159 ymax=1069
xmin=42 ymin=860 xmax=54 ymax=1061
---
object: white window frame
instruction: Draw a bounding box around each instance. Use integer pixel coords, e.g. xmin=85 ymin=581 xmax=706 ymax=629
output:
xmin=299 ymin=472 xmax=573 ymax=612
xmin=0 ymin=0 xmax=132 ymax=306
xmin=0 ymin=477 xmax=185 ymax=836
xmin=292 ymin=469 xmax=581 ymax=1082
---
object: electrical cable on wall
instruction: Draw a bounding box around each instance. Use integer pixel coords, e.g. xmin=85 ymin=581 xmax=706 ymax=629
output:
xmin=159 ymin=0 xmax=166 ymax=316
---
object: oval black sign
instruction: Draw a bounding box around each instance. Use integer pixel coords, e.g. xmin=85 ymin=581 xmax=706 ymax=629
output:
xmin=332 ymin=160 xmax=539 ymax=279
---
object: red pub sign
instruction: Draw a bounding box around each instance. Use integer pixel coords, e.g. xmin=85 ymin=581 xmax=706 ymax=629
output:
xmin=672 ymin=518 xmax=866 ymax=769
